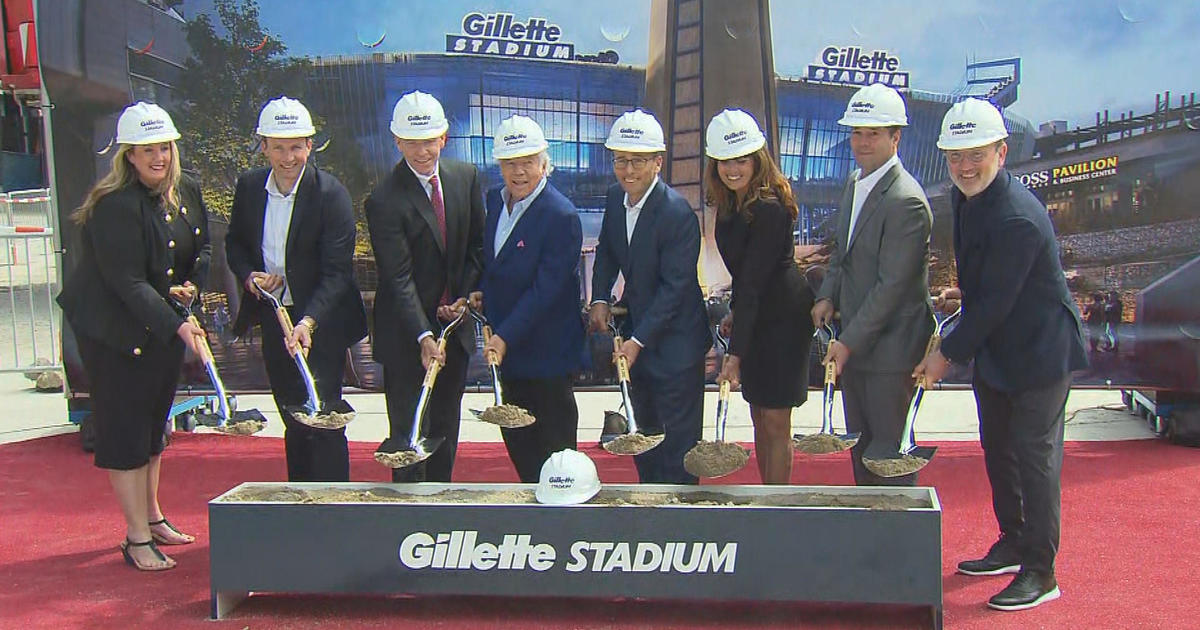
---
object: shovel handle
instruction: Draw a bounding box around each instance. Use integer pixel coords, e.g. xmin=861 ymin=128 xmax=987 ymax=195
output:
xmin=824 ymin=358 xmax=837 ymax=386
xmin=186 ymin=315 xmax=215 ymax=364
xmin=482 ymin=325 xmax=499 ymax=366
xmin=718 ymin=379 xmax=730 ymax=400
xmin=423 ymin=337 xmax=447 ymax=387
xmin=612 ymin=335 xmax=631 ymax=381
xmin=915 ymin=333 xmax=944 ymax=388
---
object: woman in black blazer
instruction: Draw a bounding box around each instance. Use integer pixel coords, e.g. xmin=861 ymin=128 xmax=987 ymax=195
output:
xmin=57 ymin=103 xmax=209 ymax=571
xmin=705 ymin=109 xmax=815 ymax=484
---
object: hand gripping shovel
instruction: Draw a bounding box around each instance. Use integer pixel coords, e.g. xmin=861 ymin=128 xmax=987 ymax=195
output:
xmin=374 ymin=309 xmax=467 ymax=469
xmin=793 ymin=324 xmax=860 ymax=454
xmin=171 ymin=298 xmax=264 ymax=436
xmin=468 ymin=309 xmax=535 ymax=428
xmin=683 ymin=327 xmax=750 ymax=478
xmin=862 ymin=308 xmax=962 ymax=478
xmin=601 ymin=316 xmax=664 ymax=456
xmin=252 ymin=278 xmax=354 ymax=430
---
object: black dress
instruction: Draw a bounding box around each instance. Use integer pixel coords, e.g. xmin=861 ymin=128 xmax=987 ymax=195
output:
xmin=714 ymin=198 xmax=815 ymax=407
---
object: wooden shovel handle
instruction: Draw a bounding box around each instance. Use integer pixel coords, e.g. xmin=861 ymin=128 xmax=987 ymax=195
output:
xmin=186 ymin=315 xmax=214 ymax=364
xmin=482 ymin=325 xmax=499 ymax=366
xmin=824 ymin=359 xmax=837 ymax=386
xmin=612 ymin=335 xmax=631 ymax=381
xmin=423 ymin=337 xmax=448 ymax=387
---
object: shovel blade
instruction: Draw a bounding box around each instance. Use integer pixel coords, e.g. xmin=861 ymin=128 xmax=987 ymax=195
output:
xmin=373 ymin=436 xmax=445 ymax=469
xmin=861 ymin=444 xmax=938 ymax=478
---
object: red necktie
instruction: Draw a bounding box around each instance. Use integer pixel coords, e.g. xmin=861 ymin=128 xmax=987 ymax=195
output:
xmin=430 ymin=174 xmax=451 ymax=305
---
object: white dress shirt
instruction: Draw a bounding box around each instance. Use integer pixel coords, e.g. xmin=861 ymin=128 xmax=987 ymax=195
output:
xmin=847 ymin=153 xmax=900 ymax=247
xmin=494 ymin=176 xmax=547 ymax=255
xmin=406 ymin=159 xmax=439 ymax=200
xmin=262 ymin=165 xmax=305 ymax=305
xmin=624 ymin=175 xmax=659 ymax=244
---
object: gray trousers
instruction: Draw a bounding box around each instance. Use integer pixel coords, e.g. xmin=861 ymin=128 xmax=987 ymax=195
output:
xmin=841 ymin=368 xmax=919 ymax=486
xmin=974 ymin=373 xmax=1070 ymax=575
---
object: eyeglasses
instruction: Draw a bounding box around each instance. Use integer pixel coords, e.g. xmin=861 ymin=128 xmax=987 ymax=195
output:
xmin=612 ymin=156 xmax=653 ymax=170
xmin=943 ymin=148 xmax=995 ymax=165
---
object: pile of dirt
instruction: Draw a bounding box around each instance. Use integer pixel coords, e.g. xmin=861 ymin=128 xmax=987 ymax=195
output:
xmin=793 ymin=432 xmax=856 ymax=454
xmin=478 ymin=404 xmax=535 ymax=428
xmin=215 ymin=419 xmax=264 ymax=436
xmin=34 ymin=371 xmax=63 ymax=392
xmin=292 ymin=409 xmax=354 ymax=430
xmin=683 ymin=441 xmax=751 ymax=478
xmin=603 ymin=432 xmax=665 ymax=455
xmin=863 ymin=454 xmax=930 ymax=478
xmin=373 ymin=450 xmax=427 ymax=469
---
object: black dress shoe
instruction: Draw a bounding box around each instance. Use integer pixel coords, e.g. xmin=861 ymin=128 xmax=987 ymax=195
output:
xmin=957 ymin=539 xmax=1022 ymax=576
xmin=987 ymin=571 xmax=1060 ymax=611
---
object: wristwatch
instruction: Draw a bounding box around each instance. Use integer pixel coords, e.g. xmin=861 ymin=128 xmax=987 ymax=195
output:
xmin=299 ymin=316 xmax=317 ymax=333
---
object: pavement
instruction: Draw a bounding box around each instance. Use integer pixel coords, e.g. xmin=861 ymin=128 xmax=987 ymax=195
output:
xmin=0 ymin=371 xmax=1155 ymax=448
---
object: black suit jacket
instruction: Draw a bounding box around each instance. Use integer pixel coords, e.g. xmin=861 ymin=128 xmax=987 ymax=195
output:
xmin=365 ymin=159 xmax=485 ymax=362
xmin=941 ymin=170 xmax=1088 ymax=391
xmin=225 ymin=165 xmax=367 ymax=350
xmin=591 ymin=180 xmax=711 ymax=377
xmin=57 ymin=176 xmax=211 ymax=357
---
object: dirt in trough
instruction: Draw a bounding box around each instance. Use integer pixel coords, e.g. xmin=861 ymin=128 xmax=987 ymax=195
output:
xmin=603 ymin=432 xmax=665 ymax=455
xmin=793 ymin=432 xmax=854 ymax=454
xmin=373 ymin=450 xmax=427 ymax=469
xmin=215 ymin=420 xmax=265 ymax=436
xmin=219 ymin=487 xmax=930 ymax=510
xmin=862 ymin=454 xmax=930 ymax=478
xmin=478 ymin=404 xmax=535 ymax=428
xmin=683 ymin=441 xmax=751 ymax=478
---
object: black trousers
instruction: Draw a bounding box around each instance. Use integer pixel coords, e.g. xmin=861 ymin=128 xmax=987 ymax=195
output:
xmin=381 ymin=344 xmax=469 ymax=483
xmin=260 ymin=307 xmax=350 ymax=482
xmin=498 ymin=375 xmax=579 ymax=483
xmin=841 ymin=368 xmax=919 ymax=486
xmin=631 ymin=358 xmax=705 ymax=484
xmin=974 ymin=373 xmax=1070 ymax=575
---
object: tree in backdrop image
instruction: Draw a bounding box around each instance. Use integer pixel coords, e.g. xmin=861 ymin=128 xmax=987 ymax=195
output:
xmin=176 ymin=0 xmax=371 ymax=250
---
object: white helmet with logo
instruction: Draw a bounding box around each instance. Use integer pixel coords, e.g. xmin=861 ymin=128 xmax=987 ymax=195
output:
xmin=535 ymin=449 xmax=601 ymax=505
xmin=493 ymin=114 xmax=549 ymax=160
xmin=705 ymin=109 xmax=766 ymax=160
xmin=116 ymin=102 xmax=181 ymax=145
xmin=390 ymin=90 xmax=449 ymax=140
xmin=256 ymin=96 xmax=316 ymax=138
xmin=605 ymin=109 xmax=666 ymax=152
xmin=937 ymin=98 xmax=1009 ymax=150
xmin=838 ymin=83 xmax=908 ymax=127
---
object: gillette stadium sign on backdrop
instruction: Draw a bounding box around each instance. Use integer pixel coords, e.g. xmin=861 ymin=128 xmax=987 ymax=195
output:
xmin=446 ymin=12 xmax=619 ymax=64
xmin=807 ymin=45 xmax=909 ymax=88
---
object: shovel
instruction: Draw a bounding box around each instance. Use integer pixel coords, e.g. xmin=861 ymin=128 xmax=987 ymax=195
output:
xmin=468 ymin=309 xmax=535 ymax=428
xmin=252 ymin=278 xmax=354 ymax=430
xmin=793 ymin=324 xmax=860 ymax=454
xmin=683 ymin=327 xmax=750 ymax=478
xmin=171 ymin=297 xmax=265 ymax=436
xmin=862 ymin=308 xmax=962 ymax=478
xmin=374 ymin=308 xmax=467 ymax=469
xmin=601 ymin=316 xmax=664 ymax=456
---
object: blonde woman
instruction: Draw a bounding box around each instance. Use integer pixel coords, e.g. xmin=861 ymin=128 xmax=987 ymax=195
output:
xmin=705 ymin=109 xmax=815 ymax=484
xmin=57 ymin=102 xmax=210 ymax=571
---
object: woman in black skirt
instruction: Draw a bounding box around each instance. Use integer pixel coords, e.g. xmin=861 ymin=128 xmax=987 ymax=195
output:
xmin=57 ymin=103 xmax=209 ymax=571
xmin=704 ymin=109 xmax=815 ymax=484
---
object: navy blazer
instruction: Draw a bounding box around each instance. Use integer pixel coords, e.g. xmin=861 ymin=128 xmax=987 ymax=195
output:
xmin=941 ymin=171 xmax=1088 ymax=392
xmin=591 ymin=180 xmax=711 ymax=377
xmin=225 ymin=166 xmax=368 ymax=350
xmin=482 ymin=181 xmax=584 ymax=379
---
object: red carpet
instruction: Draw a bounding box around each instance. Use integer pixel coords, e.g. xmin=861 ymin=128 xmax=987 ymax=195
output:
xmin=1 ymin=432 xmax=1198 ymax=629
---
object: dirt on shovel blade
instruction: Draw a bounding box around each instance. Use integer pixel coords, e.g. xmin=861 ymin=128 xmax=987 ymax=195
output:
xmin=793 ymin=432 xmax=855 ymax=454
xmin=293 ymin=410 xmax=354 ymax=430
xmin=683 ymin=441 xmax=751 ymax=478
xmin=603 ymin=432 xmax=665 ymax=455
xmin=215 ymin=420 xmax=265 ymax=436
xmin=862 ymin=454 xmax=929 ymax=478
xmin=374 ymin=450 xmax=426 ymax=469
xmin=478 ymin=404 xmax=535 ymax=428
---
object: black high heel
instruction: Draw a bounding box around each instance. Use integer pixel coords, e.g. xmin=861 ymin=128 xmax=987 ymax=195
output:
xmin=148 ymin=518 xmax=194 ymax=545
xmin=119 ymin=538 xmax=174 ymax=571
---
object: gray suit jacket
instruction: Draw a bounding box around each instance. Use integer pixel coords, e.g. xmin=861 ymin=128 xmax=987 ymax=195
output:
xmin=818 ymin=162 xmax=934 ymax=372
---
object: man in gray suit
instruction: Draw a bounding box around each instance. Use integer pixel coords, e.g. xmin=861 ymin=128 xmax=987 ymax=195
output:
xmin=811 ymin=84 xmax=934 ymax=486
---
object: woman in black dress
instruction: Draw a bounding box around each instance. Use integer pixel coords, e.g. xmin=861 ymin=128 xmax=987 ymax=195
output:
xmin=58 ymin=103 xmax=209 ymax=570
xmin=704 ymin=109 xmax=815 ymax=484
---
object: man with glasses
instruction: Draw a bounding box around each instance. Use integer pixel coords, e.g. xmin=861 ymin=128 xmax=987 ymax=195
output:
xmin=589 ymin=109 xmax=711 ymax=484
xmin=914 ymin=98 xmax=1087 ymax=612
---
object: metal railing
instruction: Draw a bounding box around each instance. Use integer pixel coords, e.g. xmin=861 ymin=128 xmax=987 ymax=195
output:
xmin=0 ymin=188 xmax=61 ymax=374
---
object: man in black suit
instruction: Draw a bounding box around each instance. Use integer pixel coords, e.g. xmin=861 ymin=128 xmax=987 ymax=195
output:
xmin=588 ymin=109 xmax=712 ymax=484
xmin=915 ymin=99 xmax=1087 ymax=612
xmin=365 ymin=90 xmax=485 ymax=482
xmin=226 ymin=96 xmax=368 ymax=482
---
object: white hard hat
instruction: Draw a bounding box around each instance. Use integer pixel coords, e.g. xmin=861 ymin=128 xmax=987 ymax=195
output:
xmin=116 ymin=102 xmax=181 ymax=145
xmin=256 ymin=96 xmax=316 ymax=138
xmin=838 ymin=83 xmax=908 ymax=127
xmin=605 ymin=109 xmax=666 ymax=152
xmin=493 ymin=114 xmax=549 ymax=160
xmin=390 ymin=90 xmax=449 ymax=140
xmin=705 ymin=109 xmax=766 ymax=160
xmin=937 ymin=98 xmax=1009 ymax=150
xmin=535 ymin=449 xmax=601 ymax=505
